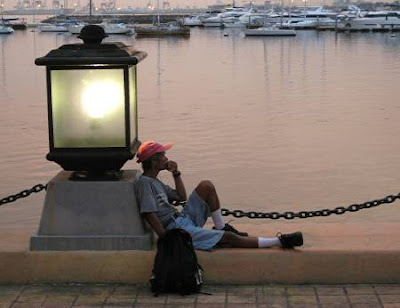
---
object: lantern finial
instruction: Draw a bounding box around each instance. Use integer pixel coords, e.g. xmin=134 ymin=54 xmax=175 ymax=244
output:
xmin=78 ymin=25 xmax=108 ymax=44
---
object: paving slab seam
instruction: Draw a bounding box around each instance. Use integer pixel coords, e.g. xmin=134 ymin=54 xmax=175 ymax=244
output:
xmin=68 ymin=287 xmax=78 ymax=308
xmin=342 ymin=286 xmax=352 ymax=308
xmin=284 ymin=286 xmax=290 ymax=307
xmin=8 ymin=285 xmax=27 ymax=308
xmin=313 ymin=286 xmax=321 ymax=307
xmin=373 ymin=285 xmax=385 ymax=308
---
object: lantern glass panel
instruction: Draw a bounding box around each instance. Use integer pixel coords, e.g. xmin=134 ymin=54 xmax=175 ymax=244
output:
xmin=129 ymin=66 xmax=137 ymax=142
xmin=50 ymin=67 xmax=126 ymax=148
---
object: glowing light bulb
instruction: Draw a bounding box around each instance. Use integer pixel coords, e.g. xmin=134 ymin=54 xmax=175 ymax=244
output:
xmin=81 ymin=81 xmax=122 ymax=119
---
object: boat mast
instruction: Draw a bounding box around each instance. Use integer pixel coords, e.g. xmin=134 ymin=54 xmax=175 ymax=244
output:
xmin=157 ymin=0 xmax=160 ymax=26
xmin=32 ymin=0 xmax=36 ymax=23
xmin=89 ymin=0 xmax=92 ymax=20
xmin=0 ymin=0 xmax=4 ymax=23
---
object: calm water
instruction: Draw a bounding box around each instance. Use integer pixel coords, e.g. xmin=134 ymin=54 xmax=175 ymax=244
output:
xmin=1 ymin=28 xmax=400 ymax=224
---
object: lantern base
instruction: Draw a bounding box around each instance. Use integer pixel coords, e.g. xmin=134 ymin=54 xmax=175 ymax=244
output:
xmin=69 ymin=170 xmax=124 ymax=181
xmin=30 ymin=169 xmax=153 ymax=251
xmin=46 ymin=148 xmax=134 ymax=173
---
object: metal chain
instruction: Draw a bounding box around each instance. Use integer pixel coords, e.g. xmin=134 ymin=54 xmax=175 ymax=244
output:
xmin=0 ymin=184 xmax=47 ymax=207
xmin=172 ymin=192 xmax=400 ymax=220
xmin=2 ymin=184 xmax=399 ymax=220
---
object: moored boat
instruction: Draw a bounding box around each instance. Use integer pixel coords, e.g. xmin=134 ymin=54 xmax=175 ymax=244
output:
xmin=0 ymin=24 xmax=14 ymax=34
xmin=280 ymin=19 xmax=318 ymax=29
xmin=182 ymin=15 xmax=205 ymax=26
xmin=243 ymin=26 xmax=296 ymax=36
xmin=340 ymin=11 xmax=400 ymax=31
xmin=10 ymin=22 xmax=27 ymax=30
xmin=98 ymin=22 xmax=133 ymax=35
xmin=26 ymin=22 xmax=49 ymax=28
xmin=1 ymin=18 xmax=27 ymax=30
xmin=202 ymin=7 xmax=252 ymax=27
xmin=69 ymin=22 xmax=134 ymax=35
xmin=223 ymin=21 xmax=246 ymax=28
xmin=135 ymin=22 xmax=190 ymax=37
xmin=38 ymin=23 xmax=69 ymax=32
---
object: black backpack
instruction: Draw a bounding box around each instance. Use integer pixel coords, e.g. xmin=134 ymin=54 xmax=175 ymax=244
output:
xmin=150 ymin=228 xmax=204 ymax=296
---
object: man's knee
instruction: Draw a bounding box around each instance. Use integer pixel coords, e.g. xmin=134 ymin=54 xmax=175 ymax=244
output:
xmin=197 ymin=180 xmax=215 ymax=193
xmin=195 ymin=180 xmax=218 ymax=207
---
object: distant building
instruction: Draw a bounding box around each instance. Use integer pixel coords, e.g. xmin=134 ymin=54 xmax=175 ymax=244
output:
xmin=162 ymin=1 xmax=170 ymax=9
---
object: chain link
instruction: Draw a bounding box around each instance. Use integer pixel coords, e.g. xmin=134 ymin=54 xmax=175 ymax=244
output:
xmin=0 ymin=184 xmax=47 ymax=207
xmin=2 ymin=184 xmax=399 ymax=220
xmin=173 ymin=192 xmax=400 ymax=220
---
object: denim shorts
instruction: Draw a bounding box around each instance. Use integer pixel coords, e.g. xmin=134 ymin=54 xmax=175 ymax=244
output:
xmin=165 ymin=191 xmax=224 ymax=251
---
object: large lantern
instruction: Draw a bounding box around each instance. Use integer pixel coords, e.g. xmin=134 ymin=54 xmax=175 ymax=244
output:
xmin=30 ymin=26 xmax=152 ymax=251
xmin=35 ymin=25 xmax=147 ymax=175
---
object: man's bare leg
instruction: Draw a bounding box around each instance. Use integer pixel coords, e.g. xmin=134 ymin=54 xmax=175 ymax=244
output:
xmin=218 ymin=231 xmax=304 ymax=249
xmin=194 ymin=180 xmax=248 ymax=235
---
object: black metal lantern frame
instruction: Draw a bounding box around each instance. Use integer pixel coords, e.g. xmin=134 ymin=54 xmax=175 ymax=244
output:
xmin=36 ymin=41 xmax=147 ymax=175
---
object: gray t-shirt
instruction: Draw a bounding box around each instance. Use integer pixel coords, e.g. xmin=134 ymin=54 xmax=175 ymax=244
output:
xmin=134 ymin=175 xmax=180 ymax=226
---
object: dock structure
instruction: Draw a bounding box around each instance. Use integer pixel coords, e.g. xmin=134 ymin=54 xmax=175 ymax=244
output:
xmin=42 ymin=13 xmax=190 ymax=25
xmin=334 ymin=27 xmax=400 ymax=32
xmin=1 ymin=193 xmax=400 ymax=284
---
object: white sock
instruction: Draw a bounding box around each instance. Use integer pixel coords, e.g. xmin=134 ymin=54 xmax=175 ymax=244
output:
xmin=211 ymin=209 xmax=225 ymax=230
xmin=258 ymin=237 xmax=282 ymax=248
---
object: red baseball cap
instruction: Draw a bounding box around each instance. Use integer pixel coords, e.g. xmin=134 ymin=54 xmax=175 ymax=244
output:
xmin=136 ymin=141 xmax=173 ymax=163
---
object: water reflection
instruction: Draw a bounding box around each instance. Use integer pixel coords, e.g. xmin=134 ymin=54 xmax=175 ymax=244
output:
xmin=0 ymin=35 xmax=10 ymax=88
xmin=262 ymin=40 xmax=270 ymax=95
xmin=1 ymin=29 xmax=400 ymax=223
xmin=157 ymin=38 xmax=161 ymax=87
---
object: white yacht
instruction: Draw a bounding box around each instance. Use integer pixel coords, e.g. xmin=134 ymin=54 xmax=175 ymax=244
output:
xmin=281 ymin=18 xmax=327 ymax=29
xmin=271 ymin=6 xmax=337 ymax=28
xmin=96 ymin=22 xmax=133 ymax=35
xmin=264 ymin=11 xmax=301 ymax=24
xmin=337 ymin=5 xmax=364 ymax=19
xmin=182 ymin=14 xmax=209 ymax=26
xmin=0 ymin=25 xmax=14 ymax=34
xmin=201 ymin=14 xmax=223 ymax=27
xmin=224 ymin=10 xmax=271 ymax=28
xmin=243 ymin=26 xmax=296 ymax=36
xmin=202 ymin=7 xmax=252 ymax=27
xmin=223 ymin=21 xmax=247 ymax=28
xmin=26 ymin=22 xmax=49 ymax=28
xmin=341 ymin=11 xmax=400 ymax=30
xmin=69 ymin=22 xmax=133 ymax=35
xmin=38 ymin=23 xmax=70 ymax=32
xmin=68 ymin=23 xmax=85 ymax=34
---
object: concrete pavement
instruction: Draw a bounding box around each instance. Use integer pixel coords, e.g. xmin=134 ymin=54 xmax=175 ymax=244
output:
xmin=1 ymin=220 xmax=400 ymax=284
xmin=1 ymin=194 xmax=400 ymax=284
xmin=1 ymin=283 xmax=400 ymax=307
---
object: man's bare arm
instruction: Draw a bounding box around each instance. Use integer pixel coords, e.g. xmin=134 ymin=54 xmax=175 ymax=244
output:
xmin=173 ymin=173 xmax=187 ymax=200
xmin=167 ymin=160 xmax=187 ymax=200
xmin=143 ymin=212 xmax=165 ymax=237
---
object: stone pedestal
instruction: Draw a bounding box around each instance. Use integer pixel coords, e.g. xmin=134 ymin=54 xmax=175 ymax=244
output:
xmin=30 ymin=170 xmax=153 ymax=251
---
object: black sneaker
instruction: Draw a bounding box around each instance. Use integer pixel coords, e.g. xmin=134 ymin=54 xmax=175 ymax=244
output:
xmin=277 ymin=232 xmax=303 ymax=248
xmin=213 ymin=223 xmax=248 ymax=237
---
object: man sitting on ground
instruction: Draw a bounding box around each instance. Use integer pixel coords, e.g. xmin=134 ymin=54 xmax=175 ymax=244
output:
xmin=134 ymin=141 xmax=303 ymax=251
